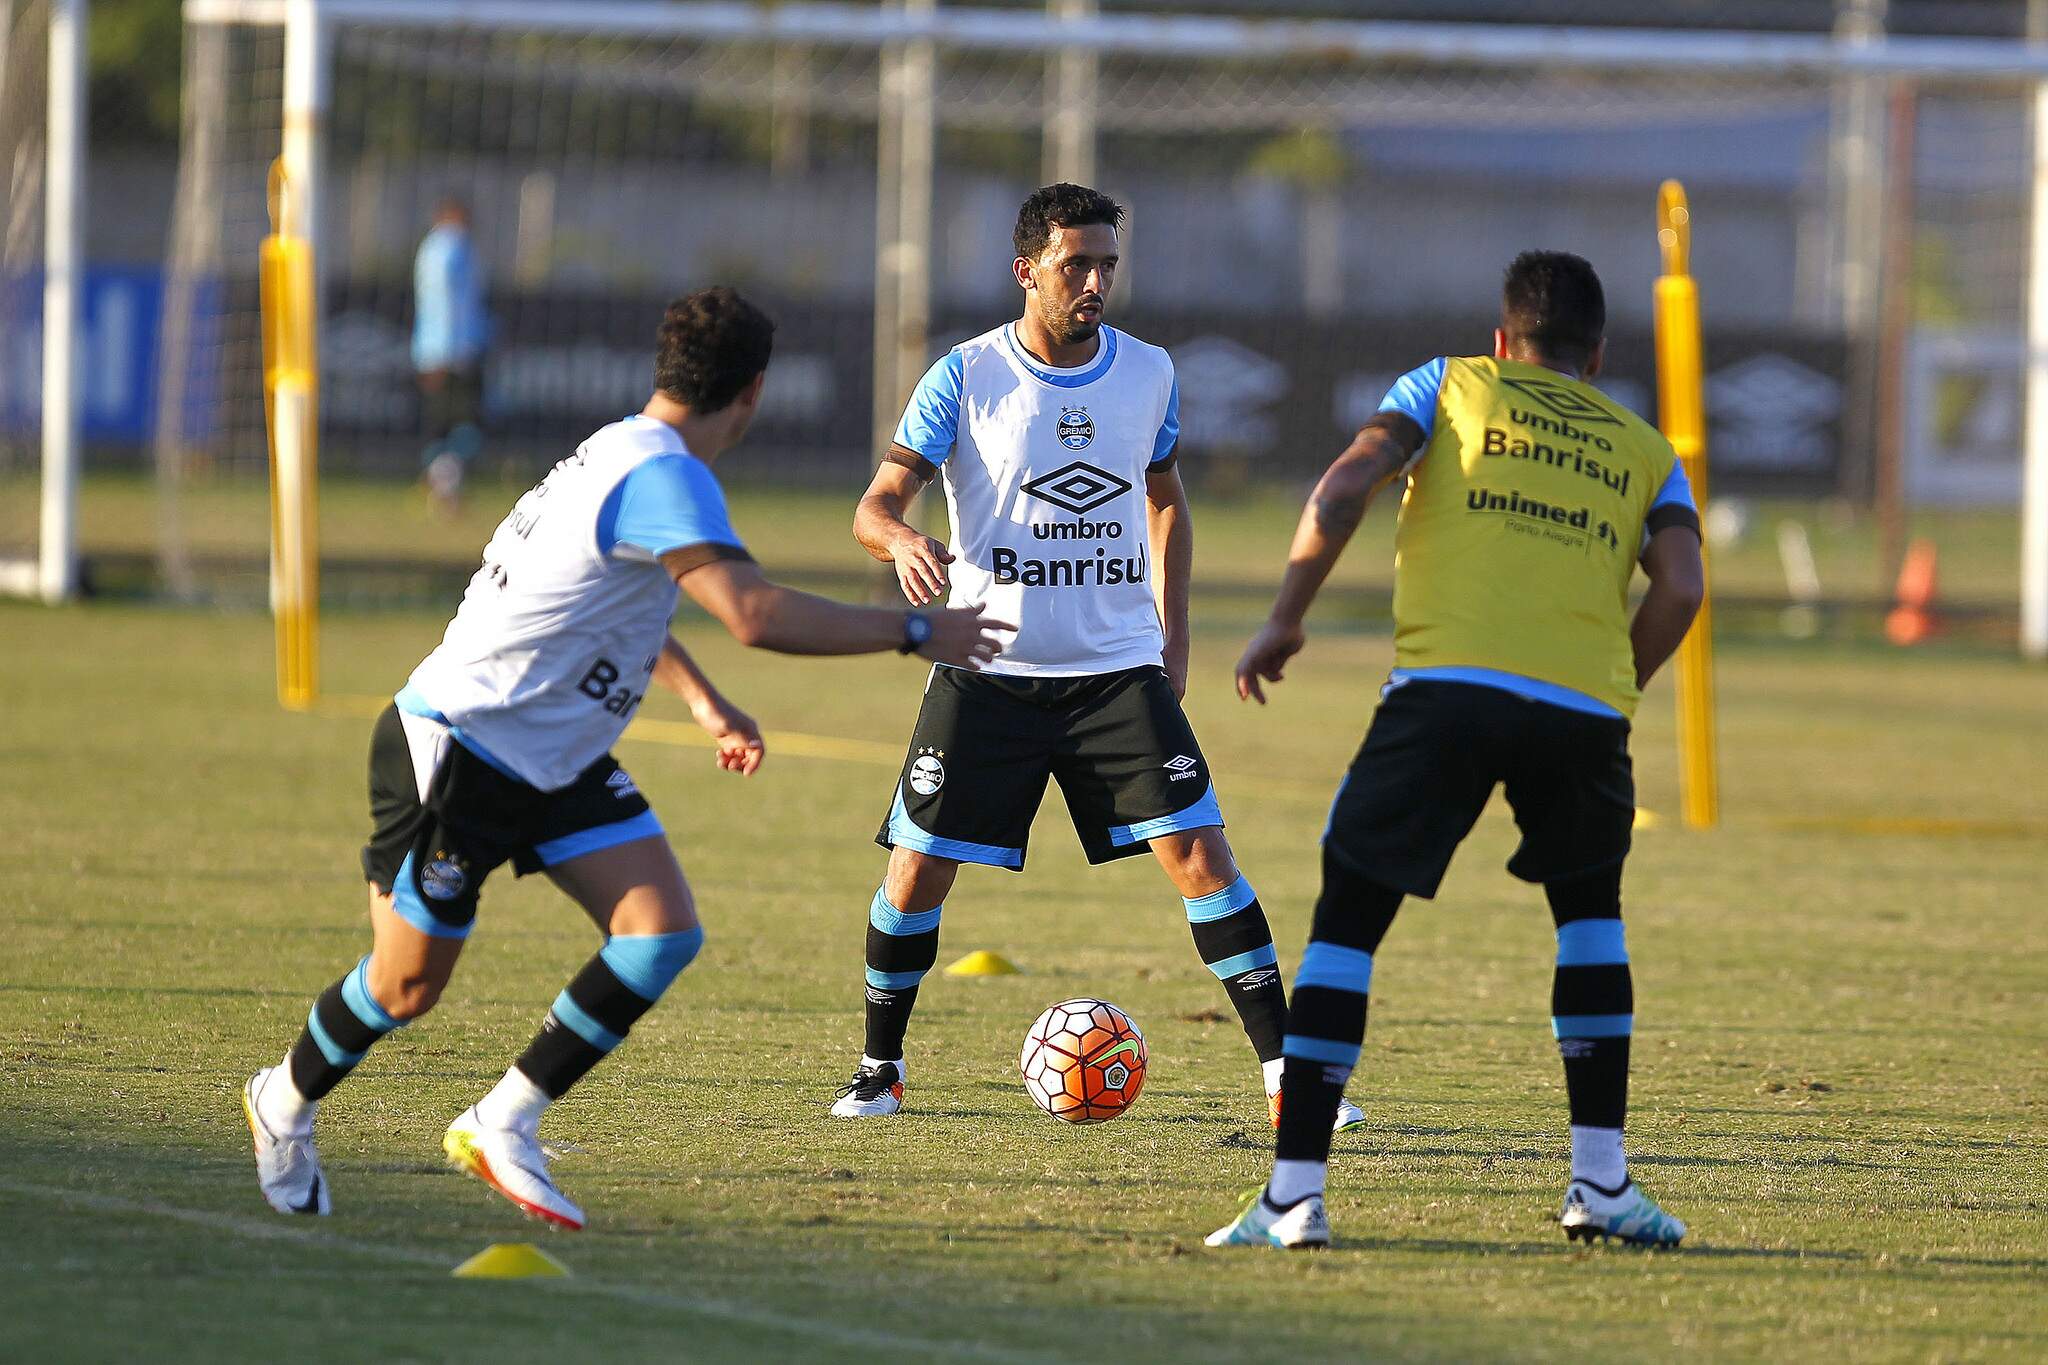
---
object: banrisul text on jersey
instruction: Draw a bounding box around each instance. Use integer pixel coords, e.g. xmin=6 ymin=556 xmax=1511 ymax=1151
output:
xmin=891 ymin=323 xmax=1180 ymax=677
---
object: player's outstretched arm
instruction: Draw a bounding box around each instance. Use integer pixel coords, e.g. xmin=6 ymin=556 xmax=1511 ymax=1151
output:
xmin=1145 ymin=465 xmax=1194 ymax=699
xmin=854 ymin=455 xmax=954 ymax=607
xmin=1630 ymin=525 xmax=1706 ymax=689
xmin=1235 ymin=414 xmax=1421 ymax=704
xmin=652 ymin=634 xmax=765 ymax=776
xmin=667 ymin=553 xmax=1009 ymax=667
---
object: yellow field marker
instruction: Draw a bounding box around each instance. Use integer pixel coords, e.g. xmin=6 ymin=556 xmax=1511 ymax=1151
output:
xmin=945 ymin=950 xmax=1020 ymax=976
xmin=451 ymin=1243 xmax=568 ymax=1279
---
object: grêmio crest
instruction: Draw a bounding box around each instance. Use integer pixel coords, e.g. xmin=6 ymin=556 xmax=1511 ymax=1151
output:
xmin=1056 ymin=406 xmax=1095 ymax=450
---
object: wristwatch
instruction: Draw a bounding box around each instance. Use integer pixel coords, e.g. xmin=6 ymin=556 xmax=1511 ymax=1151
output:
xmin=899 ymin=610 xmax=934 ymax=655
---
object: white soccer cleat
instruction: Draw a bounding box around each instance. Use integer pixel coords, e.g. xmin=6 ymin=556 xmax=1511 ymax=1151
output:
xmin=1205 ymin=1188 xmax=1331 ymax=1250
xmin=1268 ymin=1090 xmax=1370 ymax=1134
xmin=242 ymin=1069 xmax=330 ymax=1216
xmin=830 ymin=1061 xmax=905 ymax=1118
xmin=1560 ymin=1178 xmax=1687 ymax=1247
xmin=444 ymin=1106 xmax=585 ymax=1231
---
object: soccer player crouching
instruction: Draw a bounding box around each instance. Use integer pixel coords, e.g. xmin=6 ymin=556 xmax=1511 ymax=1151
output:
xmin=828 ymin=184 xmax=1361 ymax=1133
xmin=1207 ymin=253 xmax=1701 ymax=1251
xmin=241 ymin=288 xmax=1007 ymax=1228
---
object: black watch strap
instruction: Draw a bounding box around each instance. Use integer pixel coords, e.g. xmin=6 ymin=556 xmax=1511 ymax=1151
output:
xmin=899 ymin=610 xmax=933 ymax=655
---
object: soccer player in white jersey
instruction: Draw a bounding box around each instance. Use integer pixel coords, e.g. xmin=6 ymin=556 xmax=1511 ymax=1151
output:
xmin=241 ymin=288 xmax=1007 ymax=1229
xmin=828 ymin=185 xmax=1362 ymax=1131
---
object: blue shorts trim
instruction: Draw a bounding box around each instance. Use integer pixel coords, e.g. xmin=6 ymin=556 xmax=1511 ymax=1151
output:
xmin=887 ymin=791 xmax=1025 ymax=870
xmin=1295 ymin=942 xmax=1374 ymax=994
xmin=1183 ymin=875 xmax=1257 ymax=923
xmin=1282 ymin=1034 xmax=1362 ymax=1067
xmin=1552 ymin=1013 xmax=1634 ymax=1038
xmin=532 ymin=809 xmax=665 ymax=867
xmin=550 ymin=989 xmax=624 ymax=1051
xmin=866 ymin=966 xmax=929 ymax=990
xmin=1206 ymin=944 xmax=1279 ymax=979
xmin=1108 ymin=783 xmax=1223 ymax=848
xmin=388 ymin=852 xmax=471 ymax=940
xmin=1556 ymin=919 xmax=1628 ymax=966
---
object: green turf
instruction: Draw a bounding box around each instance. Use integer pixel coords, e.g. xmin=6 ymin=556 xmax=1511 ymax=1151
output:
xmin=3 ymin=590 xmax=2046 ymax=1361
xmin=0 ymin=470 xmax=2029 ymax=608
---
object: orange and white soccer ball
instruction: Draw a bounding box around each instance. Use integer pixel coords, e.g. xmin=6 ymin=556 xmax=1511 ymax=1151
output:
xmin=1020 ymin=997 xmax=1147 ymax=1123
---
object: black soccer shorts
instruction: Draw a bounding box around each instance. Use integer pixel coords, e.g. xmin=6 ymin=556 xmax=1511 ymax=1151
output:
xmin=875 ymin=664 xmax=1223 ymax=870
xmin=360 ymin=702 xmax=662 ymax=938
xmin=1322 ymin=677 xmax=1635 ymax=898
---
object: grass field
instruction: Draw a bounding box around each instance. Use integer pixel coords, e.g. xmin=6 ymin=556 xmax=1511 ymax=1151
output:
xmin=4 ymin=518 xmax=2047 ymax=1359
xmin=0 ymin=471 xmax=2031 ymax=620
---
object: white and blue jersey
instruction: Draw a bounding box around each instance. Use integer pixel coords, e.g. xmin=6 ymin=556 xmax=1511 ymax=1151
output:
xmin=895 ymin=323 xmax=1180 ymax=676
xmin=404 ymin=415 xmax=749 ymax=791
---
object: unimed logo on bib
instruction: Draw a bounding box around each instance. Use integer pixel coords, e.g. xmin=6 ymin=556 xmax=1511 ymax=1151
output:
xmin=1020 ymin=461 xmax=1131 ymax=515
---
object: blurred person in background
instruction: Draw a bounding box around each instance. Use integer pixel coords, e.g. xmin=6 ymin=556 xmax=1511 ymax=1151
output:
xmin=414 ymin=196 xmax=491 ymax=515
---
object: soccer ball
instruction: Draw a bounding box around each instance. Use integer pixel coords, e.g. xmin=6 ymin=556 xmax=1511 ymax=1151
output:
xmin=1019 ymin=997 xmax=1147 ymax=1124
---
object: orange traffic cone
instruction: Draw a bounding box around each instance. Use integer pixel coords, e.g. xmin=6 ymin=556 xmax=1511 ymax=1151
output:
xmin=1884 ymin=538 xmax=1940 ymax=646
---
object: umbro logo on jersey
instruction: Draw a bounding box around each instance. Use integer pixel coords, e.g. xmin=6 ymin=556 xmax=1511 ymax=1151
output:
xmin=1164 ymin=754 xmax=1200 ymax=781
xmin=606 ymin=770 xmax=638 ymax=799
xmin=1238 ymin=968 xmax=1279 ymax=988
xmin=1500 ymin=374 xmax=1622 ymax=426
xmin=1056 ymin=406 xmax=1095 ymax=450
xmin=1020 ymin=461 xmax=1131 ymax=516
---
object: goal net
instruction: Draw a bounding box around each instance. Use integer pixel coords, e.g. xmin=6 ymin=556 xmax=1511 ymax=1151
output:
xmin=13 ymin=1 xmax=2039 ymax=621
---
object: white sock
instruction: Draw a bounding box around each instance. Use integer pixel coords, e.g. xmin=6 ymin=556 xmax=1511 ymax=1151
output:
xmin=860 ymin=1053 xmax=905 ymax=1079
xmin=1570 ymin=1125 xmax=1628 ymax=1189
xmin=256 ymin=1059 xmax=315 ymax=1137
xmin=1261 ymin=1057 xmax=1285 ymax=1096
xmin=1267 ymin=1158 xmax=1326 ymax=1207
xmin=474 ymin=1067 xmax=552 ymax=1135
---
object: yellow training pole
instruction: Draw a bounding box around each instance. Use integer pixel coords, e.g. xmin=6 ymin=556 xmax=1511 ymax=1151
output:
xmin=1653 ymin=180 xmax=1718 ymax=829
xmin=260 ymin=160 xmax=319 ymax=711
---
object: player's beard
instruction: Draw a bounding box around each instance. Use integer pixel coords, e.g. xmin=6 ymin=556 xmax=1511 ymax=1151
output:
xmin=1038 ymin=295 xmax=1102 ymax=347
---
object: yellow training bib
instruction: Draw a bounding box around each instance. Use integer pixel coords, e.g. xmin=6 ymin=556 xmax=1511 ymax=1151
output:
xmin=1392 ymin=356 xmax=1679 ymax=718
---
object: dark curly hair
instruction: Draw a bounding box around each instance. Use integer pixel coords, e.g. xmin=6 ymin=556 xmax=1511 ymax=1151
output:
xmin=1013 ymin=183 xmax=1125 ymax=263
xmin=1501 ymin=251 xmax=1605 ymax=371
xmin=653 ymin=287 xmax=776 ymax=411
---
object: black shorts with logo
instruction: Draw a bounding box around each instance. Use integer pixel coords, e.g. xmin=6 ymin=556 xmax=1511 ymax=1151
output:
xmin=361 ymin=703 xmax=661 ymax=938
xmin=876 ymin=664 xmax=1222 ymax=870
xmin=1323 ymin=679 xmax=1634 ymax=898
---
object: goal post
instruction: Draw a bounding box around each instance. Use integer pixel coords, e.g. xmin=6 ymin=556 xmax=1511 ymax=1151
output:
xmin=163 ymin=0 xmax=2048 ymax=680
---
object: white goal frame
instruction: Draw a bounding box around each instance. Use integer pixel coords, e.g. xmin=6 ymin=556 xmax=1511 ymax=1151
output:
xmin=170 ymin=0 xmax=2048 ymax=656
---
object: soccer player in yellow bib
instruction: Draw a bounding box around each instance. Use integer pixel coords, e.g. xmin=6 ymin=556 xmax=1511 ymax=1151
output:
xmin=1207 ymin=252 xmax=1704 ymax=1251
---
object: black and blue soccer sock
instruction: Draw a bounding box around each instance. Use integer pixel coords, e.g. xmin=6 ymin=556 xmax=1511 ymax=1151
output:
xmin=1183 ymin=876 xmax=1287 ymax=1067
xmin=514 ymin=928 xmax=704 ymax=1099
xmin=286 ymin=955 xmax=407 ymax=1102
xmin=1547 ymin=868 xmax=1632 ymax=1188
xmin=862 ymin=888 xmax=941 ymax=1063
xmin=1273 ymin=849 xmax=1403 ymax=1189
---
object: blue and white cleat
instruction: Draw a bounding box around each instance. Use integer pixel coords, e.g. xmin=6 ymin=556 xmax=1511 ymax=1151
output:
xmin=242 ymin=1069 xmax=330 ymax=1216
xmin=1560 ymin=1178 xmax=1686 ymax=1247
xmin=1204 ymin=1188 xmax=1331 ymax=1250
